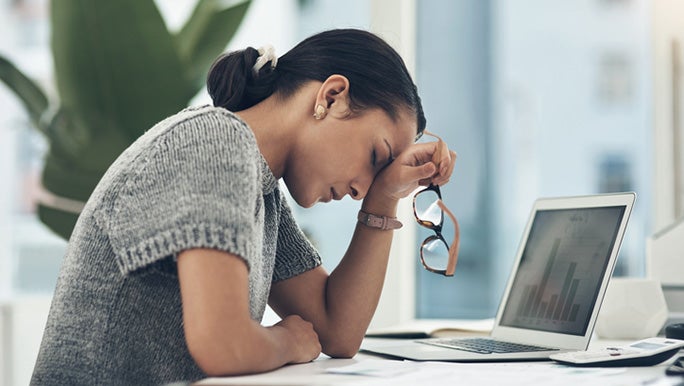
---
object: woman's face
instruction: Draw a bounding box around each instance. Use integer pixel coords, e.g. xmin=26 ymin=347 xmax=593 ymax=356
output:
xmin=283 ymin=107 xmax=416 ymax=208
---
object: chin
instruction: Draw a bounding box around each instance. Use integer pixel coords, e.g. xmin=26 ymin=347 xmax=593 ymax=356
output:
xmin=300 ymin=201 xmax=317 ymax=209
xmin=282 ymin=177 xmax=319 ymax=208
xmin=291 ymin=193 xmax=317 ymax=208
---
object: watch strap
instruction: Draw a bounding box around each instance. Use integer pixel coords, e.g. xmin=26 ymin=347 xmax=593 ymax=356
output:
xmin=357 ymin=210 xmax=403 ymax=230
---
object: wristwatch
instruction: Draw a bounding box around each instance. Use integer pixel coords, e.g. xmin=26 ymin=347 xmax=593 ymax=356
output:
xmin=357 ymin=210 xmax=403 ymax=230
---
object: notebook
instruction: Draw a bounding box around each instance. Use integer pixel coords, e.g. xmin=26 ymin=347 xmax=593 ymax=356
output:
xmin=361 ymin=192 xmax=636 ymax=362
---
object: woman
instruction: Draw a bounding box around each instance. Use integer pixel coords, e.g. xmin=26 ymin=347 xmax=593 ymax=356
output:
xmin=31 ymin=29 xmax=456 ymax=385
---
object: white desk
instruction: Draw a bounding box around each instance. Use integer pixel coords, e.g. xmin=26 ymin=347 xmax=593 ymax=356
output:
xmin=195 ymin=338 xmax=683 ymax=386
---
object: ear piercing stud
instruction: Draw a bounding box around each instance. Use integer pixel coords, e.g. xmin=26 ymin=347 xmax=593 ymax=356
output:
xmin=313 ymin=104 xmax=327 ymax=120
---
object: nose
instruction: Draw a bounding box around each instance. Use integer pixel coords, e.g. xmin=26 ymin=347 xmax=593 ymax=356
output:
xmin=349 ymin=178 xmax=372 ymax=201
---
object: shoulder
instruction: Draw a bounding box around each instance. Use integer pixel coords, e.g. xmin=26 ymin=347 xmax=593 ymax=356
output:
xmin=165 ymin=105 xmax=254 ymax=145
xmin=174 ymin=104 xmax=246 ymax=127
xmin=144 ymin=105 xmax=260 ymax=166
xmin=90 ymin=105 xmax=261 ymax=216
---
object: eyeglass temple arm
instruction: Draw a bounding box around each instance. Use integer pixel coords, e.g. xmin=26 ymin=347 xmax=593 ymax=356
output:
xmin=423 ymin=130 xmax=444 ymax=171
xmin=437 ymin=200 xmax=460 ymax=276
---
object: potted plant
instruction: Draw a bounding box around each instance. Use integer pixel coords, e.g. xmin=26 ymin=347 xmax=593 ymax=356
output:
xmin=0 ymin=0 xmax=251 ymax=239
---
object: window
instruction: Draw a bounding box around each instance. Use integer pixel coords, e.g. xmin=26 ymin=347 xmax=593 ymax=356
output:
xmin=0 ymin=0 xmax=63 ymax=299
xmin=414 ymin=0 xmax=652 ymax=318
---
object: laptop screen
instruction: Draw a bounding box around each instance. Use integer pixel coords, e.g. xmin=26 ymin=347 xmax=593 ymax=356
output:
xmin=499 ymin=206 xmax=626 ymax=336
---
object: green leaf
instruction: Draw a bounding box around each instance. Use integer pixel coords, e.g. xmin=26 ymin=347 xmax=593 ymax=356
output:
xmin=36 ymin=0 xmax=249 ymax=239
xmin=176 ymin=0 xmax=251 ymax=91
xmin=0 ymin=55 xmax=49 ymax=132
xmin=38 ymin=121 xmax=131 ymax=239
xmin=51 ymin=0 xmax=194 ymax=142
xmin=37 ymin=148 xmax=102 ymax=240
xmin=41 ymin=150 xmax=102 ymax=203
xmin=38 ymin=205 xmax=78 ymax=240
xmin=44 ymin=109 xmax=132 ymax=176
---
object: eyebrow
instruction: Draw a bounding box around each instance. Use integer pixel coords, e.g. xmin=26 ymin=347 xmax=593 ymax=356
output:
xmin=383 ymin=138 xmax=394 ymax=163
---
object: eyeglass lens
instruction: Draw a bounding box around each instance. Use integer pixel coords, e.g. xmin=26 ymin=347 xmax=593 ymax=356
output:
xmin=415 ymin=189 xmax=456 ymax=272
xmin=414 ymin=189 xmax=443 ymax=228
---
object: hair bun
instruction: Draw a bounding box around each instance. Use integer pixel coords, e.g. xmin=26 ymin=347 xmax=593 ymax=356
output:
xmin=206 ymin=48 xmax=261 ymax=111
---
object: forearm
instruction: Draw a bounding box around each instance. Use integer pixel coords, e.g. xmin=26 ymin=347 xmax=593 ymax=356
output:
xmin=178 ymin=249 xmax=320 ymax=376
xmin=320 ymin=191 xmax=399 ymax=356
xmin=268 ymin=139 xmax=454 ymax=358
xmin=188 ymin=319 xmax=294 ymax=376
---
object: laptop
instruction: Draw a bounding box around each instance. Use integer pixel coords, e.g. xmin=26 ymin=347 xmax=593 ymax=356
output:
xmin=362 ymin=192 xmax=636 ymax=362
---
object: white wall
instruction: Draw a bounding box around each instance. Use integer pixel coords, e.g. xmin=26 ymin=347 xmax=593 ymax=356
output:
xmin=651 ymin=0 xmax=684 ymax=230
xmin=0 ymin=297 xmax=51 ymax=386
xmin=367 ymin=0 xmax=418 ymax=328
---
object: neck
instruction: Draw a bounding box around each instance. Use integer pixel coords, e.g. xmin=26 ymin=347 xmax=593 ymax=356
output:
xmin=235 ymin=84 xmax=316 ymax=179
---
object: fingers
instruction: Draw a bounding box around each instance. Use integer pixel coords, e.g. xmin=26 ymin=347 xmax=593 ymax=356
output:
xmin=415 ymin=162 xmax=437 ymax=181
xmin=421 ymin=137 xmax=455 ymax=186
xmin=277 ymin=315 xmax=322 ymax=364
xmin=399 ymin=161 xmax=437 ymax=191
xmin=432 ymin=149 xmax=457 ymax=186
xmin=369 ymin=139 xmax=456 ymax=200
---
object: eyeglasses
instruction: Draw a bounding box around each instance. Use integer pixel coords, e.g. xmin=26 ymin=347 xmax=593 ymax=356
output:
xmin=413 ymin=183 xmax=460 ymax=276
xmin=412 ymin=130 xmax=460 ymax=276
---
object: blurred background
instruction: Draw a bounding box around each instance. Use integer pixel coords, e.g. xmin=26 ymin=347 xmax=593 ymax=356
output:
xmin=1 ymin=0 xmax=682 ymax=384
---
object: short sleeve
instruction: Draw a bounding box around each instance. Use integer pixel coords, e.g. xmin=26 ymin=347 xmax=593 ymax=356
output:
xmin=272 ymin=191 xmax=322 ymax=282
xmin=93 ymin=110 xmax=260 ymax=276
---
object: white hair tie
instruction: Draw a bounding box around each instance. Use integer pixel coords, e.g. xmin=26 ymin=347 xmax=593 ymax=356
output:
xmin=252 ymin=44 xmax=278 ymax=76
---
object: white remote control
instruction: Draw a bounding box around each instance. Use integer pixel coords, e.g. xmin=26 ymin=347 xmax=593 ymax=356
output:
xmin=550 ymin=337 xmax=684 ymax=367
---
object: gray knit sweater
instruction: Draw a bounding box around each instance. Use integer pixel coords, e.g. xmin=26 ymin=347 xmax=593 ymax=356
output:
xmin=31 ymin=105 xmax=322 ymax=385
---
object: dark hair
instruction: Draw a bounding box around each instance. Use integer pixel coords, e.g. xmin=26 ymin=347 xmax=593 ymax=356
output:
xmin=207 ymin=29 xmax=426 ymax=136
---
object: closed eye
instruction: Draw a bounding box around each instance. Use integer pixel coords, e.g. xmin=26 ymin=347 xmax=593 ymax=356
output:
xmin=383 ymin=138 xmax=394 ymax=168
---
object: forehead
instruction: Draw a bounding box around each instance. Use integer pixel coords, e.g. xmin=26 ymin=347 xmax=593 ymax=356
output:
xmin=372 ymin=107 xmax=418 ymax=154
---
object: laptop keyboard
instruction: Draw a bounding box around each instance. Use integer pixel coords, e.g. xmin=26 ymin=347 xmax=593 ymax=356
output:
xmin=419 ymin=338 xmax=558 ymax=354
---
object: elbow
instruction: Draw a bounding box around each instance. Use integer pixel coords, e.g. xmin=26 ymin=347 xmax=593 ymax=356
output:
xmin=325 ymin=349 xmax=358 ymax=359
xmin=191 ymin=349 xmax=233 ymax=377
xmin=193 ymin=356 xmax=230 ymax=377
xmin=187 ymin=342 xmax=228 ymax=376
xmin=185 ymin=328 xmax=249 ymax=376
xmin=323 ymin=345 xmax=360 ymax=359
xmin=321 ymin=336 xmax=362 ymax=359
xmin=319 ymin=322 xmax=366 ymax=358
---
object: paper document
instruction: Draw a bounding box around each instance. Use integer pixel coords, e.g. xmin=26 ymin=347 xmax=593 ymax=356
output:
xmin=365 ymin=318 xmax=494 ymax=339
xmin=325 ymin=359 xmax=420 ymax=377
xmin=325 ymin=359 xmax=629 ymax=386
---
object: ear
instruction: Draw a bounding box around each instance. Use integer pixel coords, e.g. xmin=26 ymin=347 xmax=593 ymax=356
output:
xmin=314 ymin=75 xmax=352 ymax=119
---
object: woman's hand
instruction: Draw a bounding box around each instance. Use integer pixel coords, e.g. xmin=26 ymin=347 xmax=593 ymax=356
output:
xmin=370 ymin=139 xmax=456 ymax=202
xmin=271 ymin=315 xmax=322 ymax=364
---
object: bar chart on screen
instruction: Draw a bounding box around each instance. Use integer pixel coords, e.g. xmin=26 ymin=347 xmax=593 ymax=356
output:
xmin=511 ymin=236 xmax=609 ymax=333
xmin=499 ymin=207 xmax=623 ymax=336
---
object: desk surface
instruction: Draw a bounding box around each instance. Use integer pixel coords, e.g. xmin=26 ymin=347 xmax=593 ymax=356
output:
xmin=195 ymin=338 xmax=683 ymax=386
